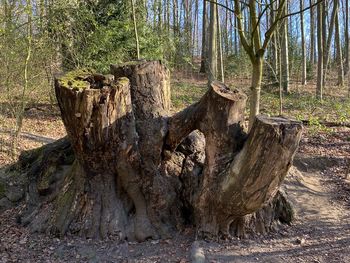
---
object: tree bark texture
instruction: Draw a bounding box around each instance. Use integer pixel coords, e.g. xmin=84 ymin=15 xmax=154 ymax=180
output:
xmin=317 ymin=2 xmax=324 ymax=100
xmin=249 ymin=57 xmax=263 ymax=131
xmin=322 ymin=0 xmax=338 ymax=88
xmin=199 ymin=0 xmax=207 ymax=73
xmin=345 ymin=0 xmax=349 ymax=75
xmin=300 ymin=0 xmax=307 ymax=85
xmin=280 ymin=4 xmax=289 ymax=93
xmin=310 ymin=0 xmax=316 ymax=64
xmin=335 ymin=11 xmax=344 ymax=86
xmin=7 ymin=61 xmax=302 ymax=241
xmin=208 ymin=0 xmax=218 ymax=81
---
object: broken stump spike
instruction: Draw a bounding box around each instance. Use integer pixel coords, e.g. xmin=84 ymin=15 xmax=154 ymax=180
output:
xmin=165 ymin=80 xmax=302 ymax=237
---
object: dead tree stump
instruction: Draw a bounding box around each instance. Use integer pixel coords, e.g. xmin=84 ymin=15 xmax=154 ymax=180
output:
xmin=9 ymin=61 xmax=302 ymax=241
xmin=166 ymin=81 xmax=301 ymax=237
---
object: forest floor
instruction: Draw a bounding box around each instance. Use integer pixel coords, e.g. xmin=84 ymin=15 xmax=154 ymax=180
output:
xmin=1 ymin=73 xmax=350 ymax=262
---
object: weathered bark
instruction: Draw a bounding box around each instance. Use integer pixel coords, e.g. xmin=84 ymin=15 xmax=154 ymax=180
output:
xmin=167 ymin=81 xmax=302 ymax=237
xmin=8 ymin=61 xmax=302 ymax=241
xmin=110 ymin=61 xmax=178 ymax=237
xmin=19 ymin=70 xmax=156 ymax=241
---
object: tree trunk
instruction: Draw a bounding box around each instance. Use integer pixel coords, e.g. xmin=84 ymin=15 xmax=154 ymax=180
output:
xmin=310 ymin=0 xmax=316 ymax=64
xmin=131 ymin=0 xmax=140 ymax=60
xmin=199 ymin=0 xmax=207 ymax=73
xmin=317 ymin=0 xmax=324 ymax=100
xmin=249 ymin=57 xmax=263 ymax=130
xmin=173 ymin=0 xmax=178 ymax=39
xmin=208 ymin=0 xmax=218 ymax=81
xmin=345 ymin=0 xmax=349 ymax=75
xmin=166 ymin=81 xmax=302 ymax=237
xmin=270 ymin=2 xmax=278 ymax=76
xmin=335 ymin=11 xmax=344 ymax=87
xmin=15 ymin=0 xmax=33 ymax=153
xmin=20 ymin=70 xmax=157 ymax=241
xmin=280 ymin=4 xmax=289 ymax=94
xmin=234 ymin=16 xmax=238 ymax=54
xmin=193 ymin=0 xmax=199 ymax=60
xmin=322 ymin=0 xmax=338 ymax=88
xmin=300 ymin=0 xmax=307 ymax=85
xmin=12 ymin=61 xmax=302 ymax=241
xmin=217 ymin=4 xmax=224 ymax=82
xmin=224 ymin=0 xmax=230 ymax=56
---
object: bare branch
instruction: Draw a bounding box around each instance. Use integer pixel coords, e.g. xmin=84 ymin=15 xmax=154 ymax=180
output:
xmin=262 ymin=0 xmax=286 ymax=51
xmin=233 ymin=0 xmax=254 ymax=61
xmin=278 ymin=0 xmax=325 ymax=21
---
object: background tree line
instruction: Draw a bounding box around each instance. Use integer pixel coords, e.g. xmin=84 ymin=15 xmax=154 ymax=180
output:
xmin=0 ymin=0 xmax=350 ymax=147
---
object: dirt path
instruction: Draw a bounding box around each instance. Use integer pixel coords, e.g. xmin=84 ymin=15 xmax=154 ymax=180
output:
xmin=199 ymin=162 xmax=350 ymax=263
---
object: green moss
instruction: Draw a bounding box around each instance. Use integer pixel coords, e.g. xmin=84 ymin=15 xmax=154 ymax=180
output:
xmin=117 ymin=77 xmax=129 ymax=85
xmin=56 ymin=184 xmax=75 ymax=209
xmin=37 ymin=166 xmax=55 ymax=192
xmin=58 ymin=68 xmax=94 ymax=90
xmin=19 ymin=146 xmax=43 ymax=166
xmin=53 ymin=177 xmax=76 ymax=231
xmin=53 ymin=162 xmax=85 ymax=233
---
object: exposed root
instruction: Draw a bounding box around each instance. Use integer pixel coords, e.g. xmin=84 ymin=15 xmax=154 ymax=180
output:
xmin=229 ymin=191 xmax=294 ymax=238
xmin=14 ymin=140 xmax=156 ymax=241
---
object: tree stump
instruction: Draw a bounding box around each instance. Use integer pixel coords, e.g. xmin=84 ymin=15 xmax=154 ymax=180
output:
xmin=11 ymin=60 xmax=302 ymax=241
xmin=166 ymin=82 xmax=301 ymax=237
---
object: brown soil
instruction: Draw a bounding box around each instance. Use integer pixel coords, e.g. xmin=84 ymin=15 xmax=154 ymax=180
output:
xmin=0 ymin=104 xmax=66 ymax=166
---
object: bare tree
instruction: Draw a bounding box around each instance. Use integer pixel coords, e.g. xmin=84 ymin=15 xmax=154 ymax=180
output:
xmin=280 ymin=2 xmax=289 ymax=93
xmin=345 ymin=0 xmax=350 ymax=75
xmin=217 ymin=4 xmax=224 ymax=82
xmin=310 ymin=0 xmax=316 ymax=64
xmin=270 ymin=1 xmax=279 ymax=77
xmin=173 ymin=0 xmax=179 ymax=38
xmin=200 ymin=0 xmax=207 ymax=73
xmin=316 ymin=0 xmax=324 ymax=99
xmin=300 ymin=0 xmax=307 ymax=85
xmin=322 ymin=0 xmax=338 ymax=88
xmin=131 ymin=0 xmax=140 ymax=59
xmin=15 ymin=0 xmax=33 ymax=143
xmin=335 ymin=10 xmax=344 ymax=86
xmin=233 ymin=0 xmax=287 ymax=129
xmin=208 ymin=0 xmax=218 ymax=81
